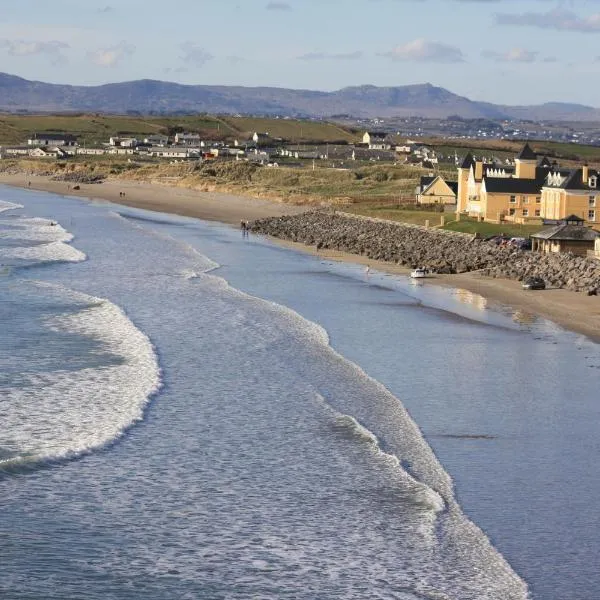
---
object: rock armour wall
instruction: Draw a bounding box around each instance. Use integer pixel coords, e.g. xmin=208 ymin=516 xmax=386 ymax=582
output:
xmin=250 ymin=211 xmax=600 ymax=293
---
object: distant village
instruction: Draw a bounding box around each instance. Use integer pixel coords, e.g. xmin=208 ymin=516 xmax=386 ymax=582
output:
xmin=0 ymin=130 xmax=446 ymax=167
xmin=1 ymin=130 xmax=599 ymax=258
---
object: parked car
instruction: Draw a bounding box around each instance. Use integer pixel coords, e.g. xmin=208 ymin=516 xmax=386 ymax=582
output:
xmin=522 ymin=277 xmax=545 ymax=290
xmin=508 ymin=237 xmax=531 ymax=250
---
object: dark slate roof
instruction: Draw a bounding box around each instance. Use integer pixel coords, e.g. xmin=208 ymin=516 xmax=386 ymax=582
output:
xmin=545 ymin=167 xmax=599 ymax=191
xmin=516 ymin=143 xmax=537 ymax=161
xmin=420 ymin=176 xmax=436 ymax=188
xmin=537 ymin=156 xmax=551 ymax=168
xmin=366 ymin=131 xmax=387 ymax=139
xmin=532 ymin=223 xmax=599 ymax=241
xmin=484 ymin=163 xmax=552 ymax=195
xmin=484 ymin=178 xmax=542 ymax=194
xmin=459 ymin=152 xmax=475 ymax=169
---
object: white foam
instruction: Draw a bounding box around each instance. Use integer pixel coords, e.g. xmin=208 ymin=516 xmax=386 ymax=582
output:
xmin=0 ymin=283 xmax=161 ymax=467
xmin=329 ymin=408 xmax=446 ymax=513
xmin=0 ymin=217 xmax=85 ymax=264
xmin=0 ymin=200 xmax=23 ymax=213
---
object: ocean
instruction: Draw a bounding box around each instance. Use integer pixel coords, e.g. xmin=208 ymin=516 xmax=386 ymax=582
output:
xmin=1 ymin=186 xmax=599 ymax=600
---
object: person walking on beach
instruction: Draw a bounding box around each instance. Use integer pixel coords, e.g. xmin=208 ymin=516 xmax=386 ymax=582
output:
xmin=240 ymin=220 xmax=249 ymax=237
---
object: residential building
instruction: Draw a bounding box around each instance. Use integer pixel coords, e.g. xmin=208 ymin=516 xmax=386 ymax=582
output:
xmin=457 ymin=144 xmax=552 ymax=223
xmin=252 ymin=132 xmax=270 ymax=146
xmin=174 ymin=132 xmax=201 ymax=145
xmin=416 ymin=175 xmax=458 ymax=205
xmin=143 ymin=135 xmax=169 ymax=146
xmin=28 ymin=133 xmax=78 ymax=147
xmin=147 ymin=146 xmax=200 ymax=159
xmin=362 ymin=131 xmax=391 ymax=150
xmin=531 ymin=215 xmax=599 ymax=256
xmin=109 ymin=137 xmax=138 ymax=148
xmin=540 ymin=164 xmax=600 ymax=225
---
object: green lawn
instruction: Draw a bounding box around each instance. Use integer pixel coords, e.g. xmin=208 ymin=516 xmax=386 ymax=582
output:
xmin=442 ymin=216 xmax=542 ymax=237
xmin=343 ymin=204 xmax=447 ymax=226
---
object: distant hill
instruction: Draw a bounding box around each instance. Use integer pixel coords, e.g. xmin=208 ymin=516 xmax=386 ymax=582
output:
xmin=1 ymin=73 xmax=600 ymax=121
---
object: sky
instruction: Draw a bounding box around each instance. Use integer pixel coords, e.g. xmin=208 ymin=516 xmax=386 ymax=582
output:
xmin=1 ymin=0 xmax=600 ymax=106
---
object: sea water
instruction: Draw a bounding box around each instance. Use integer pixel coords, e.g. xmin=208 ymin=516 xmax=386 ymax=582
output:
xmin=1 ymin=188 xmax=599 ymax=600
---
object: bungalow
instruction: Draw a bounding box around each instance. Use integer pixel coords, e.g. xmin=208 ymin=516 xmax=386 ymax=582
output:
xmin=1 ymin=146 xmax=30 ymax=157
xmin=77 ymin=147 xmax=106 ymax=156
xmin=352 ymin=148 xmax=396 ymax=162
xmin=531 ymin=215 xmax=599 ymax=256
xmin=147 ymin=146 xmax=199 ymax=159
xmin=28 ymin=133 xmax=78 ymax=147
xmin=416 ymin=175 xmax=458 ymax=205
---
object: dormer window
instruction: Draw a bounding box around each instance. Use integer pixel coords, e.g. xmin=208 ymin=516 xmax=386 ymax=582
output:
xmin=589 ymin=175 xmax=597 ymax=188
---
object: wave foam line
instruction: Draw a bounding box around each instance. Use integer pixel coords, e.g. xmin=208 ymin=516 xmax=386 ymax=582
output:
xmin=0 ymin=284 xmax=161 ymax=470
xmin=0 ymin=200 xmax=24 ymax=213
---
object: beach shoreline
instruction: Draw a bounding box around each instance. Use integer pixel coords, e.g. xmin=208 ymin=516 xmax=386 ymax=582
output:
xmin=2 ymin=172 xmax=599 ymax=342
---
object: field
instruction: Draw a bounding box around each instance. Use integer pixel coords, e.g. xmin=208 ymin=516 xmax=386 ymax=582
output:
xmin=0 ymin=114 xmax=357 ymax=147
xmin=425 ymin=137 xmax=600 ymax=166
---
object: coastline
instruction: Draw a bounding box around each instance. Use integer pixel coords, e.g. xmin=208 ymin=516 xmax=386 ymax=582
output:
xmin=0 ymin=173 xmax=307 ymax=225
xmin=2 ymin=172 xmax=599 ymax=342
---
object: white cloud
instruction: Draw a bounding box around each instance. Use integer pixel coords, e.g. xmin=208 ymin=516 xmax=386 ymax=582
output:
xmin=381 ymin=39 xmax=464 ymax=63
xmin=0 ymin=39 xmax=69 ymax=64
xmin=496 ymin=9 xmax=600 ymax=32
xmin=88 ymin=41 xmax=135 ymax=67
xmin=482 ymin=48 xmax=538 ymax=63
xmin=180 ymin=42 xmax=214 ymax=68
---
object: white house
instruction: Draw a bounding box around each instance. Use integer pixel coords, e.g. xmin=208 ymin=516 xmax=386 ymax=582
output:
xmin=143 ymin=135 xmax=169 ymax=146
xmin=174 ymin=133 xmax=201 ymax=145
xmin=77 ymin=147 xmax=106 ymax=156
xmin=147 ymin=146 xmax=200 ymax=159
xmin=28 ymin=133 xmax=78 ymax=147
xmin=362 ymin=131 xmax=391 ymax=150
xmin=252 ymin=132 xmax=270 ymax=145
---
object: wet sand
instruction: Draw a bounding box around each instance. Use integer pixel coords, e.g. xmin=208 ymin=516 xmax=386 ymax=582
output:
xmin=2 ymin=172 xmax=599 ymax=341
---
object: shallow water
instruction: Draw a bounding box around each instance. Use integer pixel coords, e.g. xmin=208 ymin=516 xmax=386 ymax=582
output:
xmin=1 ymin=188 xmax=599 ymax=599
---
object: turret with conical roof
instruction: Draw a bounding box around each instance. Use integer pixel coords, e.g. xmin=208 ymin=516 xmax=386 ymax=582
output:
xmin=515 ymin=143 xmax=537 ymax=179
xmin=456 ymin=152 xmax=475 ymax=212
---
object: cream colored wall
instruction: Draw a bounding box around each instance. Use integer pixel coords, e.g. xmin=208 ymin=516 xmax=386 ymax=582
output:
xmin=481 ymin=192 xmax=541 ymax=221
xmin=456 ymin=168 xmax=470 ymax=212
xmin=542 ymin=189 xmax=599 ymax=224
xmin=418 ymin=178 xmax=456 ymax=204
xmin=515 ymin=159 xmax=536 ymax=179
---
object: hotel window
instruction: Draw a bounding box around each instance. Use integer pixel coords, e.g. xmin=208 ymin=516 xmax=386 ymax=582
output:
xmin=535 ymin=209 xmax=541 ymax=217
xmin=509 ymin=208 xmax=516 ymax=216
xmin=589 ymin=210 xmax=596 ymax=221
xmin=523 ymin=209 xmax=529 ymax=217
xmin=589 ymin=195 xmax=596 ymax=207
xmin=536 ymin=196 xmax=541 ymax=203
xmin=523 ymin=196 xmax=529 ymax=204
xmin=509 ymin=195 xmax=516 ymax=203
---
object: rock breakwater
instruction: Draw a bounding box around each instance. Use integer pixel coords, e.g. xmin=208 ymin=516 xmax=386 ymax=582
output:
xmin=250 ymin=211 xmax=600 ymax=293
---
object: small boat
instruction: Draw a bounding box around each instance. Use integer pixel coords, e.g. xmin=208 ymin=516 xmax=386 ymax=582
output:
xmin=410 ymin=268 xmax=428 ymax=279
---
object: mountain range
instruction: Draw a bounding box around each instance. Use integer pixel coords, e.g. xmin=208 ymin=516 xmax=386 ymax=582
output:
xmin=1 ymin=72 xmax=600 ymax=122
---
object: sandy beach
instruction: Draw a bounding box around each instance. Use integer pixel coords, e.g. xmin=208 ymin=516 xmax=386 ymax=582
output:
xmin=2 ymin=172 xmax=599 ymax=341
xmin=0 ymin=173 xmax=307 ymax=225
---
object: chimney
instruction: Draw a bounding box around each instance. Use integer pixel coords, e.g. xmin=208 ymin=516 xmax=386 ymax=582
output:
xmin=582 ymin=164 xmax=589 ymax=183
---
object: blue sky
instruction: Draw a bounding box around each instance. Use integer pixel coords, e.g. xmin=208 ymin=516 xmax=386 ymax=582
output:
xmin=1 ymin=0 xmax=600 ymax=106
